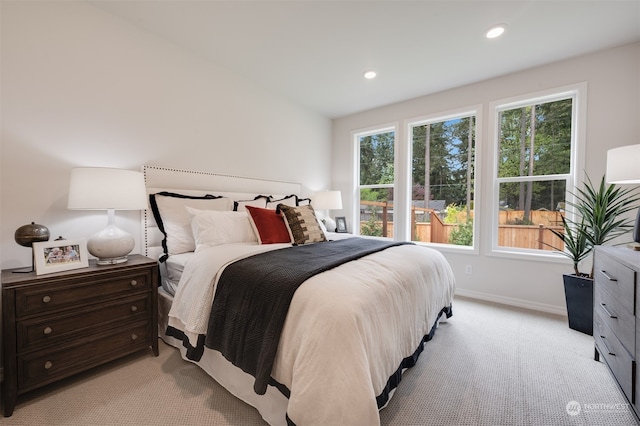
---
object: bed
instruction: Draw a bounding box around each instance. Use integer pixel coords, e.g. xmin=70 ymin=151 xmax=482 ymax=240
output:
xmin=142 ymin=165 xmax=456 ymax=426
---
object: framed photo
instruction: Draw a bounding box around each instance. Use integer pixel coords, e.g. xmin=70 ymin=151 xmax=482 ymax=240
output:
xmin=33 ymin=239 xmax=89 ymax=275
xmin=335 ymin=216 xmax=348 ymax=233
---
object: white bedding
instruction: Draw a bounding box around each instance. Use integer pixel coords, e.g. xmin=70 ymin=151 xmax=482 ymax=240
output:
xmin=158 ymin=252 xmax=193 ymax=296
xmin=167 ymin=239 xmax=455 ymax=426
xmin=162 ymin=233 xmax=351 ymax=297
xmin=168 ymin=242 xmax=291 ymax=344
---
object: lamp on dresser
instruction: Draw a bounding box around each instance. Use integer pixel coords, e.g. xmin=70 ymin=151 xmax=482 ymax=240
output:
xmin=313 ymin=190 xmax=343 ymax=232
xmin=67 ymin=167 xmax=147 ymax=264
xmin=606 ymin=144 xmax=640 ymax=249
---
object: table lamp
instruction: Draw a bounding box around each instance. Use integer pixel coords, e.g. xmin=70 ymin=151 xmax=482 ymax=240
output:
xmin=313 ymin=190 xmax=343 ymax=231
xmin=68 ymin=167 xmax=147 ymax=264
xmin=606 ymin=144 xmax=640 ymax=248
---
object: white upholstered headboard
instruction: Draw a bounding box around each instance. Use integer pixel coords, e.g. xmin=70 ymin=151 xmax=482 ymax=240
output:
xmin=142 ymin=165 xmax=302 ymax=260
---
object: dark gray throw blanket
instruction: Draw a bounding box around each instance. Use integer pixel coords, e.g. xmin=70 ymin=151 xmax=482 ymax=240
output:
xmin=204 ymin=237 xmax=411 ymax=395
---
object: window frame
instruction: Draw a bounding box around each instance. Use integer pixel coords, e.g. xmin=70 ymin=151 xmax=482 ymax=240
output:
xmin=352 ymin=123 xmax=398 ymax=239
xmin=489 ymin=83 xmax=587 ymax=259
xmin=405 ymin=106 xmax=481 ymax=252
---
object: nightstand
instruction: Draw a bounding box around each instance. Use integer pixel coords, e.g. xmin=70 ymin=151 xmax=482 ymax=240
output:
xmin=1 ymin=254 xmax=159 ymax=417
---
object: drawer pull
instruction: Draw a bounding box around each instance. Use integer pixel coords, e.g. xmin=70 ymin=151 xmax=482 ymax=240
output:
xmin=43 ymin=326 xmax=53 ymax=335
xmin=130 ymin=280 xmax=138 ymax=287
xmin=600 ymin=336 xmax=616 ymax=356
xmin=44 ymin=361 xmax=53 ymax=369
xmin=130 ymin=305 xmax=138 ymax=312
xmin=600 ymin=303 xmax=618 ymax=319
xmin=42 ymin=295 xmax=51 ymax=303
xmin=131 ymin=333 xmax=138 ymax=341
xmin=599 ymin=270 xmax=617 ymax=282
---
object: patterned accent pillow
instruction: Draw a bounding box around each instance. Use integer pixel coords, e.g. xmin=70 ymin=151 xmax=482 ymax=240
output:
xmin=278 ymin=204 xmax=327 ymax=245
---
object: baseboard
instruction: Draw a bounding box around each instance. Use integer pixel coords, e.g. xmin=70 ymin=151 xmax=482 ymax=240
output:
xmin=455 ymin=288 xmax=567 ymax=317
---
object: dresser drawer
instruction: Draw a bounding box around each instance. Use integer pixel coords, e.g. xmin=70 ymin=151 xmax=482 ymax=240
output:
xmin=594 ymin=252 xmax=635 ymax=316
xmin=2 ymin=255 xmax=159 ymax=417
xmin=594 ymin=320 xmax=634 ymax=402
xmin=594 ymin=284 xmax=635 ymax=352
xmin=17 ymin=321 xmax=151 ymax=392
xmin=17 ymin=294 xmax=152 ymax=352
xmin=15 ymin=272 xmax=150 ymax=317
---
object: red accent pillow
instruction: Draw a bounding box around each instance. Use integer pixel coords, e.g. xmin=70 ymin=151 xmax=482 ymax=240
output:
xmin=246 ymin=206 xmax=292 ymax=244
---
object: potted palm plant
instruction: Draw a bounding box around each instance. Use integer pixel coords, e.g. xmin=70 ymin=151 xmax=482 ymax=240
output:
xmin=547 ymin=175 xmax=640 ymax=335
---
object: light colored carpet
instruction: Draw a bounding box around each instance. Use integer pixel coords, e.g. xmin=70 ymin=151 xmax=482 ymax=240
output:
xmin=3 ymin=296 xmax=637 ymax=425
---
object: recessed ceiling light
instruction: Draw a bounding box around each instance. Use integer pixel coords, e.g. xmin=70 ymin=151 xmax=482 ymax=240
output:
xmin=364 ymin=70 xmax=377 ymax=79
xmin=486 ymin=24 xmax=506 ymax=39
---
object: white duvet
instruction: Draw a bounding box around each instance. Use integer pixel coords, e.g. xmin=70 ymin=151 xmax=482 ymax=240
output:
xmin=168 ymin=240 xmax=455 ymax=426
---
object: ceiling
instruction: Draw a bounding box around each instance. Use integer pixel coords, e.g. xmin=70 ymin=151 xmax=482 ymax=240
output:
xmin=89 ymin=1 xmax=640 ymax=119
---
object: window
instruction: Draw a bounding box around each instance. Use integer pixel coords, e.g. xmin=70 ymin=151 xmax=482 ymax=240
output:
xmin=409 ymin=113 xmax=476 ymax=247
xmin=492 ymin=85 xmax=584 ymax=254
xmin=356 ymin=127 xmax=395 ymax=239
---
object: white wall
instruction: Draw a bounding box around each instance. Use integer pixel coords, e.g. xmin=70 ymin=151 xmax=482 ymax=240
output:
xmin=2 ymin=2 xmax=638 ymax=315
xmin=332 ymin=43 xmax=640 ymax=315
xmin=0 ymin=1 xmax=332 ymax=269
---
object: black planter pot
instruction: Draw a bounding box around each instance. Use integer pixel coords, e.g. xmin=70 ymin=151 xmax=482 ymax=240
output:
xmin=563 ymin=274 xmax=593 ymax=335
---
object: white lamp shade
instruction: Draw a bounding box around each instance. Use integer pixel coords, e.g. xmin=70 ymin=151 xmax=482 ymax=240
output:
xmin=68 ymin=168 xmax=147 ymax=210
xmin=313 ymin=190 xmax=343 ymax=210
xmin=606 ymin=144 xmax=640 ymax=184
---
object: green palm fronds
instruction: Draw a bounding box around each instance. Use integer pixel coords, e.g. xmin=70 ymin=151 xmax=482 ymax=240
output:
xmin=548 ymin=175 xmax=640 ymax=277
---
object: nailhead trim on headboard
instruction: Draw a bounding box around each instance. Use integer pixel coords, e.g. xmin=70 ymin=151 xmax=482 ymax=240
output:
xmin=141 ymin=165 xmax=302 ymax=258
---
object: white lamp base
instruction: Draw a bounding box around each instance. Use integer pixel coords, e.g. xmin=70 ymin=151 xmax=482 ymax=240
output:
xmin=94 ymin=255 xmax=130 ymax=265
xmin=88 ymin=210 xmax=135 ymax=265
xmin=323 ymin=217 xmax=337 ymax=232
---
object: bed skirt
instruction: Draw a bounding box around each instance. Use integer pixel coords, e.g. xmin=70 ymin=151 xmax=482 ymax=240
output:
xmin=157 ymin=287 xmax=451 ymax=426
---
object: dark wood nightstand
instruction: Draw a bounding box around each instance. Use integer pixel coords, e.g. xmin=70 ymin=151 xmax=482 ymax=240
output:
xmin=1 ymin=254 xmax=159 ymax=417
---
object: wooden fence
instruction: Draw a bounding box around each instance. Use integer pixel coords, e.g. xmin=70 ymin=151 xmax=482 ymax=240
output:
xmin=359 ymin=200 xmax=564 ymax=250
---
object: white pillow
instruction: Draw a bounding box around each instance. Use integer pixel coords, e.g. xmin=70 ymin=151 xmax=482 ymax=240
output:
xmin=233 ymin=195 xmax=270 ymax=212
xmin=186 ymin=207 xmax=257 ymax=251
xmin=266 ymin=195 xmax=298 ymax=209
xmin=150 ymin=192 xmax=232 ymax=255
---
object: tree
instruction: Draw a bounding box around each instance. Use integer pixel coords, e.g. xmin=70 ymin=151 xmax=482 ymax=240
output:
xmin=497 ymin=98 xmax=572 ymax=213
xmin=412 ymin=118 xmax=475 ymax=209
xmin=360 ymin=131 xmax=394 ymax=190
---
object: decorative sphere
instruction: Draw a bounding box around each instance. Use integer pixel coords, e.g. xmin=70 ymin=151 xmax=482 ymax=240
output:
xmin=15 ymin=222 xmax=50 ymax=247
